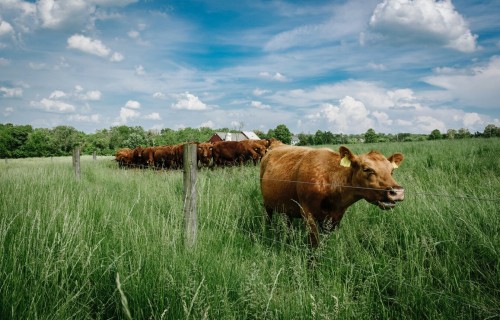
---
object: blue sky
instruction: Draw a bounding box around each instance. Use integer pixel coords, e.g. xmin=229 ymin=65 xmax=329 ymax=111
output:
xmin=1 ymin=0 xmax=499 ymax=134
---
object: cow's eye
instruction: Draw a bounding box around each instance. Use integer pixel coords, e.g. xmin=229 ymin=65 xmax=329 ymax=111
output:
xmin=363 ymin=168 xmax=374 ymax=175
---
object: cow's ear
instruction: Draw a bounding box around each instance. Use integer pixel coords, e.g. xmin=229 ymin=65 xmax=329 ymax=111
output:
xmin=339 ymin=146 xmax=357 ymax=167
xmin=388 ymin=153 xmax=404 ymax=169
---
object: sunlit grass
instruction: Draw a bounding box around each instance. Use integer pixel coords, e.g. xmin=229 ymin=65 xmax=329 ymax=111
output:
xmin=0 ymin=139 xmax=499 ymax=319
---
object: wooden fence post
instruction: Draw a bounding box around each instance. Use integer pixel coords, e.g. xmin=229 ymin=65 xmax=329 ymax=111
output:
xmin=73 ymin=147 xmax=81 ymax=180
xmin=93 ymin=150 xmax=97 ymax=160
xmin=183 ymin=143 xmax=197 ymax=248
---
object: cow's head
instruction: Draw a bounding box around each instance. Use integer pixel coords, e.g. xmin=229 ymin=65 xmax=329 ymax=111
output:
xmin=339 ymin=146 xmax=404 ymax=210
xmin=197 ymin=143 xmax=213 ymax=162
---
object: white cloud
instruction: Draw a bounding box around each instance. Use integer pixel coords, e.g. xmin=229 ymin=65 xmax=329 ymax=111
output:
xmin=0 ymin=86 xmax=23 ymax=98
xmin=68 ymin=114 xmax=100 ymax=123
xmin=125 ymin=100 xmax=141 ymax=109
xmin=144 ymin=112 xmax=161 ymax=120
xmin=67 ymin=34 xmax=110 ymax=57
xmin=372 ymin=111 xmax=393 ymax=125
xmin=369 ymin=0 xmax=478 ymax=52
xmin=37 ymin=0 xmax=90 ymax=29
xmin=264 ymin=1 xmax=372 ymax=51
xmin=462 ymin=113 xmax=481 ymax=128
xmin=31 ymin=98 xmax=76 ymax=113
xmin=0 ymin=19 xmax=14 ymax=36
xmin=77 ymin=90 xmax=101 ymax=101
xmin=49 ymin=90 xmax=66 ymax=99
xmin=253 ymin=88 xmax=270 ymax=96
xmin=423 ymin=56 xmax=500 ymax=109
xmin=259 ymin=71 xmax=288 ymax=82
xmin=251 ymin=100 xmax=271 ymax=110
xmin=119 ymin=107 xmax=140 ymax=124
xmin=67 ymin=34 xmax=123 ymax=62
xmin=318 ymin=96 xmax=374 ymax=133
xmin=200 ymin=120 xmax=214 ymax=128
xmin=415 ymin=115 xmax=446 ymax=132
xmin=172 ymin=92 xmax=207 ymax=110
xmin=110 ymin=51 xmax=124 ymax=62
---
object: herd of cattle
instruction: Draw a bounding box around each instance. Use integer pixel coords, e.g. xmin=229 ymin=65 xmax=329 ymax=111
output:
xmin=115 ymin=139 xmax=406 ymax=247
xmin=114 ymin=138 xmax=282 ymax=169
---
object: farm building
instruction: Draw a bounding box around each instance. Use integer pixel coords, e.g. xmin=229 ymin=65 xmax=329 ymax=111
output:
xmin=208 ymin=131 xmax=260 ymax=143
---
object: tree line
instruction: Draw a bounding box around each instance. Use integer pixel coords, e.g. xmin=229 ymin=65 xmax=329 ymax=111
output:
xmin=0 ymin=122 xmax=498 ymax=159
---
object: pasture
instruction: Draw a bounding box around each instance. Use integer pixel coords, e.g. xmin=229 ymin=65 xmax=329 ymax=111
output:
xmin=0 ymin=139 xmax=499 ymax=319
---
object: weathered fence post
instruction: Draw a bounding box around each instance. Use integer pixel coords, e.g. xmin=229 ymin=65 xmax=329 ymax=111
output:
xmin=183 ymin=143 xmax=197 ymax=248
xmin=93 ymin=150 xmax=97 ymax=160
xmin=73 ymin=147 xmax=81 ymax=180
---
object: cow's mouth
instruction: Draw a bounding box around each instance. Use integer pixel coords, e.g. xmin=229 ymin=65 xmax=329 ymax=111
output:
xmin=375 ymin=201 xmax=397 ymax=210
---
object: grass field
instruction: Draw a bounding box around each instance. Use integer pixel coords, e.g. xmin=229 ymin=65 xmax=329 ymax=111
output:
xmin=1 ymin=139 xmax=499 ymax=319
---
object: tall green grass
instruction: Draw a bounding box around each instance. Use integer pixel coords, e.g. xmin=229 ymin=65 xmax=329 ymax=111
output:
xmin=0 ymin=139 xmax=499 ymax=319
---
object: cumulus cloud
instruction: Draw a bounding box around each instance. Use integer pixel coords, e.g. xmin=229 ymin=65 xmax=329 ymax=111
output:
xmin=119 ymin=107 xmax=140 ymax=124
xmin=37 ymin=0 xmax=90 ymax=29
xmin=30 ymin=98 xmax=76 ymax=113
xmin=67 ymin=34 xmax=123 ymax=61
xmin=200 ymin=120 xmax=214 ymax=128
xmin=124 ymin=100 xmax=140 ymax=109
xmin=314 ymin=96 xmax=374 ymax=133
xmin=251 ymin=100 xmax=271 ymax=110
xmin=144 ymin=112 xmax=161 ymax=120
xmin=172 ymin=92 xmax=208 ymax=110
xmin=49 ymin=90 xmax=66 ymax=99
xmin=0 ymin=19 xmax=14 ymax=36
xmin=415 ymin=115 xmax=446 ymax=132
xmin=369 ymin=0 xmax=478 ymax=52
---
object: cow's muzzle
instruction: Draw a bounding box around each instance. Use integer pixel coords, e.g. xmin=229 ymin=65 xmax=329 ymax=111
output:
xmin=376 ymin=186 xmax=405 ymax=210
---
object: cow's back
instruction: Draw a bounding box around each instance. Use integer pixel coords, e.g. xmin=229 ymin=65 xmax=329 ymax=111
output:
xmin=261 ymin=146 xmax=344 ymax=218
xmin=261 ymin=146 xmax=315 ymax=216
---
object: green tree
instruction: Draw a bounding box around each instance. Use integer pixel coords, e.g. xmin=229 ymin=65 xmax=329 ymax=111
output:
xmin=270 ymin=124 xmax=292 ymax=144
xmin=52 ymin=126 xmax=84 ymax=155
xmin=483 ymin=124 xmax=498 ymax=137
xmin=429 ymin=129 xmax=442 ymax=140
xmin=364 ymin=128 xmax=377 ymax=143
xmin=20 ymin=128 xmax=57 ymax=157
xmin=456 ymin=128 xmax=471 ymax=139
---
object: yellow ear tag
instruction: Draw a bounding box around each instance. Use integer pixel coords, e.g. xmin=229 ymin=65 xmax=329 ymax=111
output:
xmin=391 ymin=162 xmax=399 ymax=169
xmin=340 ymin=155 xmax=351 ymax=167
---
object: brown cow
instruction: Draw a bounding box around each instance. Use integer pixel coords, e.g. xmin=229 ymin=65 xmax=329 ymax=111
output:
xmin=132 ymin=146 xmax=144 ymax=167
xmin=154 ymin=145 xmax=175 ymax=169
xmin=140 ymin=147 xmax=156 ymax=168
xmin=197 ymin=142 xmax=213 ymax=168
xmin=212 ymin=141 xmax=260 ymax=167
xmin=260 ymin=145 xmax=404 ymax=247
xmin=115 ymin=148 xmax=134 ymax=167
xmin=239 ymin=140 xmax=267 ymax=165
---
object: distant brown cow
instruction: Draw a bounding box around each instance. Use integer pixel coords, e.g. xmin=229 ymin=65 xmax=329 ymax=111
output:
xmin=239 ymin=140 xmax=267 ymax=165
xmin=154 ymin=145 xmax=175 ymax=169
xmin=260 ymin=145 xmax=404 ymax=247
xmin=141 ymin=147 xmax=156 ymax=168
xmin=197 ymin=142 xmax=213 ymax=168
xmin=132 ymin=146 xmax=144 ymax=166
xmin=212 ymin=141 xmax=260 ymax=167
xmin=115 ymin=148 xmax=134 ymax=167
